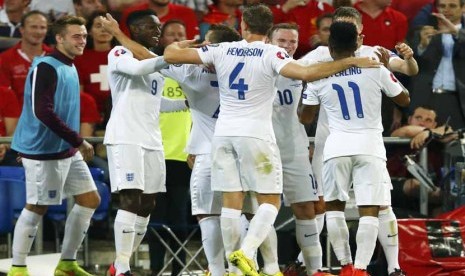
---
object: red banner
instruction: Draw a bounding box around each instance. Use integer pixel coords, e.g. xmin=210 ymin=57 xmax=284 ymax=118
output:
xmin=398 ymin=207 xmax=465 ymax=275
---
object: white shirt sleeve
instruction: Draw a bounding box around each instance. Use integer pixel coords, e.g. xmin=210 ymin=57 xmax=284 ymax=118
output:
xmin=109 ymin=46 xmax=168 ymax=76
xmin=269 ymin=45 xmax=294 ymax=74
xmin=379 ymin=67 xmax=403 ymax=98
xmin=160 ymin=97 xmax=188 ymax=112
xmin=302 ymin=82 xmax=320 ymax=106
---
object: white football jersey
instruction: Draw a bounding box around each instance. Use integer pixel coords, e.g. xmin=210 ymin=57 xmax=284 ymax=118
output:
xmin=197 ymin=40 xmax=293 ymax=142
xmin=272 ymin=75 xmax=308 ymax=161
xmin=161 ymin=64 xmax=220 ymax=154
xmin=302 ymin=66 xmax=403 ymax=161
xmin=104 ymin=46 xmax=165 ymax=150
xmin=300 ymin=45 xmax=401 ymax=150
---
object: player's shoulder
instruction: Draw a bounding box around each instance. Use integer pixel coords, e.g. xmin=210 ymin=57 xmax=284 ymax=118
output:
xmin=300 ymin=46 xmax=331 ymax=62
xmin=108 ymin=46 xmax=132 ymax=59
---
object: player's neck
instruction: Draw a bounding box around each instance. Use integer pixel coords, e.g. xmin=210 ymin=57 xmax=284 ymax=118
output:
xmin=331 ymin=52 xmax=352 ymax=61
xmin=244 ymin=33 xmax=266 ymax=43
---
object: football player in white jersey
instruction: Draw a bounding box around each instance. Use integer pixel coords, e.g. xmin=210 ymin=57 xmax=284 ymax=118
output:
xmin=164 ymin=4 xmax=381 ymax=276
xmin=299 ymin=21 xmax=410 ymax=276
xmin=299 ymin=7 xmax=418 ymax=276
xmin=161 ymin=25 xmax=242 ymax=276
xmin=98 ymin=18 xmax=259 ymax=275
xmin=104 ymin=10 xmax=187 ymax=276
xmin=268 ymin=23 xmax=330 ymax=276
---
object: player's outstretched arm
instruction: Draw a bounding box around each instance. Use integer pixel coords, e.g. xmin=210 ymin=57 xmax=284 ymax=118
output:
xmin=101 ymin=13 xmax=155 ymax=60
xmin=164 ymin=40 xmax=204 ymax=64
xmin=280 ymin=56 xmax=381 ymax=81
xmin=388 ymin=43 xmax=419 ymax=76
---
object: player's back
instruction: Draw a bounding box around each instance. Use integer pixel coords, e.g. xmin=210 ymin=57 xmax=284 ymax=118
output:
xmin=197 ymin=40 xmax=292 ymax=141
xmin=300 ymin=45 xmax=399 ymax=147
xmin=306 ymin=66 xmax=403 ymax=160
xmin=161 ymin=64 xmax=220 ymax=155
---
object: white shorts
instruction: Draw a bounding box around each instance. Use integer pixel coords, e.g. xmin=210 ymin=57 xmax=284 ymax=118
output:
xmin=211 ymin=136 xmax=283 ymax=194
xmin=22 ymin=152 xmax=96 ymax=205
xmin=322 ymin=155 xmax=391 ymax=206
xmin=282 ymin=154 xmax=319 ymax=206
xmin=311 ymin=146 xmax=324 ymax=197
xmin=107 ymin=144 xmax=166 ymax=194
xmin=190 ymin=154 xmax=222 ymax=215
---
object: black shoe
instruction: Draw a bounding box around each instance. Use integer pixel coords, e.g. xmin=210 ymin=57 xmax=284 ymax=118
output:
xmin=389 ymin=269 xmax=406 ymax=276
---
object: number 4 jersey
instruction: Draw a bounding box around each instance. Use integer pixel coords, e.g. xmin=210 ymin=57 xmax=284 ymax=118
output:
xmin=197 ymin=40 xmax=292 ymax=142
xmin=303 ymin=66 xmax=403 ymax=161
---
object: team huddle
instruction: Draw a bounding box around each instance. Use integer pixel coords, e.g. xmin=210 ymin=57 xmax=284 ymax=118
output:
xmin=8 ymin=3 xmax=414 ymax=276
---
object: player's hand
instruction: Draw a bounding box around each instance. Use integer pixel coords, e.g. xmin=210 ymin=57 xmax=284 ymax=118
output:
xmin=187 ymin=154 xmax=196 ymax=170
xmin=375 ymin=47 xmax=390 ymax=68
xmin=351 ymin=56 xmax=382 ymax=68
xmin=79 ymin=140 xmax=95 ymax=162
xmin=100 ymin=13 xmax=121 ymax=37
xmin=395 ymin=43 xmax=414 ymax=60
xmin=176 ymin=39 xmax=204 ymax=49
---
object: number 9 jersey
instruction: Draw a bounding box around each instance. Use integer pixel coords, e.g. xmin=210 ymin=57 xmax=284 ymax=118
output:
xmin=104 ymin=46 xmax=166 ymax=150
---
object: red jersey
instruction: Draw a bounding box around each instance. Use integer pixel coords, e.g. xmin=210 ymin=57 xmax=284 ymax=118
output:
xmin=120 ymin=3 xmax=199 ymax=39
xmin=355 ymin=2 xmax=408 ymax=50
xmin=0 ymin=42 xmax=52 ymax=106
xmin=80 ymin=92 xmax=101 ymax=124
xmin=0 ymin=86 xmax=20 ymax=137
xmin=199 ymin=4 xmax=242 ymax=40
xmin=391 ymin=0 xmax=433 ymax=23
xmin=271 ymin=0 xmax=333 ymax=58
xmin=74 ymin=48 xmax=111 ymax=115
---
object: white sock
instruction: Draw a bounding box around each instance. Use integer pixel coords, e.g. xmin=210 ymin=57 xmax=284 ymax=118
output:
xmin=259 ymin=227 xmax=280 ymax=274
xmin=295 ymin=219 xmax=322 ymax=274
xmin=354 ymin=216 xmax=379 ymax=270
xmin=199 ymin=216 xmax=226 ymax=276
xmin=241 ymin=203 xmax=278 ymax=260
xmin=114 ymin=209 xmax=137 ymax=274
xmin=326 ymin=211 xmax=352 ymax=265
xmin=132 ymin=215 xmax=150 ymax=253
xmin=297 ymin=251 xmax=304 ymax=264
xmin=61 ymin=204 xmax=95 ymax=260
xmin=12 ymin=209 xmax=42 ymax=266
xmin=316 ymin=213 xmax=325 ymax=235
xmin=378 ymin=207 xmax=400 ymax=274
xmin=221 ymin=208 xmax=242 ymax=274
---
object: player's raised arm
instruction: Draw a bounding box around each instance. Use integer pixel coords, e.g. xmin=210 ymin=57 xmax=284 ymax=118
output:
xmin=388 ymin=43 xmax=419 ymax=76
xmin=164 ymin=40 xmax=205 ymax=64
xmin=280 ymin=56 xmax=381 ymax=82
xmin=101 ymin=13 xmax=156 ymax=60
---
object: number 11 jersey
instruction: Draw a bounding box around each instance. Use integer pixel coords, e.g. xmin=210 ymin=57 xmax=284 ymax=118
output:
xmin=303 ymin=66 xmax=403 ymax=161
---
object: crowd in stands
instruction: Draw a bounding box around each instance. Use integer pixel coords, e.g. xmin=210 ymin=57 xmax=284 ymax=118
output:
xmin=0 ymin=0 xmax=464 ymax=274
